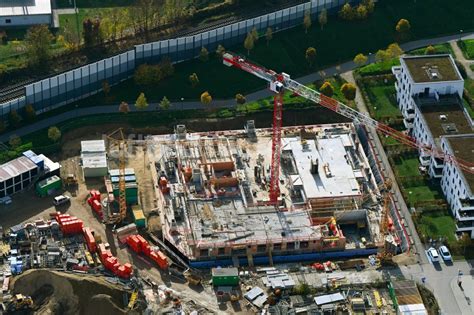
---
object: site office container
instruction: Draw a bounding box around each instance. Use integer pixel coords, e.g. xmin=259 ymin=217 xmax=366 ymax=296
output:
xmin=82 ymin=228 xmax=97 ymax=253
xmin=36 ymin=176 xmax=62 ymax=197
xmin=149 ymin=251 xmax=169 ymax=270
xmin=211 ymin=268 xmax=239 ymax=286
xmin=131 ymin=205 xmax=147 ymax=228
xmin=90 ymin=190 xmax=101 ymax=201
xmin=126 ymin=235 xmax=141 ymax=253
xmin=92 ymin=200 xmax=102 ymax=212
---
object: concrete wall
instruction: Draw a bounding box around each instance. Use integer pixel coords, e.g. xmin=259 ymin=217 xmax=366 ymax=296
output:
xmin=0 ymin=14 xmax=51 ymax=27
xmin=0 ymin=0 xmax=359 ymax=120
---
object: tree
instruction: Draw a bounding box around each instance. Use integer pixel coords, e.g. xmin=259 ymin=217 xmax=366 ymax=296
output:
xmin=355 ymin=4 xmax=368 ymax=20
xmin=9 ymin=135 xmax=22 ymax=149
xmin=159 ymin=96 xmax=171 ymax=110
xmin=24 ymin=104 xmax=36 ymax=122
xmin=0 ymin=121 xmax=5 ymax=134
xmin=305 ymin=47 xmax=317 ymax=68
xmin=235 ymin=93 xmax=246 ymax=104
xmin=319 ymin=81 xmax=334 ymax=97
xmin=375 ymin=49 xmax=390 ymax=63
xmin=353 ymin=53 xmax=368 ymax=67
xmin=135 ymin=92 xmax=149 ymax=110
xmin=303 ymin=10 xmax=312 ymax=34
xmin=189 ymin=73 xmax=200 ymax=88
xmin=341 ymin=83 xmax=357 ymax=101
xmin=339 ymin=3 xmax=354 ymax=20
xmin=244 ymin=32 xmax=255 ymax=55
xmin=460 ymin=233 xmax=472 ymax=254
xmin=265 ymin=27 xmax=273 ymax=46
xmin=363 ymin=0 xmax=375 ymax=13
xmin=201 ymin=91 xmax=212 ymax=105
xmin=318 ymin=9 xmax=327 ymax=30
xmin=199 ymin=47 xmax=209 ymax=62
xmin=251 ymin=27 xmax=259 ymax=42
xmin=82 ymin=18 xmax=102 ymax=52
xmin=8 ymin=110 xmax=21 ymax=128
xmin=425 ymin=45 xmax=437 ymax=55
xmin=47 ymin=126 xmax=61 ymax=143
xmin=130 ymin=0 xmax=160 ymax=40
xmin=216 ymin=44 xmax=225 ymax=57
xmin=24 ymin=25 xmax=54 ymax=69
xmin=102 ymin=80 xmax=111 ymax=97
xmin=396 ymin=18 xmax=411 ymax=33
xmin=118 ymin=101 xmax=130 ymax=114
xmin=386 ymin=43 xmax=403 ymax=58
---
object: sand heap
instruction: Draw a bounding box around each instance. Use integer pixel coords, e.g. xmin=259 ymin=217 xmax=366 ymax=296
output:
xmin=11 ymin=269 xmax=128 ymax=315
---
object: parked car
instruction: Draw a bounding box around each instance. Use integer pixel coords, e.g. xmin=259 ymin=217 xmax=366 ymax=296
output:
xmin=438 ymin=246 xmax=452 ymax=261
xmin=53 ymin=195 xmax=71 ymax=206
xmin=0 ymin=196 xmax=12 ymax=205
xmin=427 ymin=247 xmax=440 ymax=263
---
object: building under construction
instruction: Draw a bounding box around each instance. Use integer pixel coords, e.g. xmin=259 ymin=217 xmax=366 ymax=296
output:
xmin=149 ymin=123 xmax=397 ymax=267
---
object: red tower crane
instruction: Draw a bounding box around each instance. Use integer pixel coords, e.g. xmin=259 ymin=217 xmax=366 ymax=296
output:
xmin=222 ymin=52 xmax=474 ymax=204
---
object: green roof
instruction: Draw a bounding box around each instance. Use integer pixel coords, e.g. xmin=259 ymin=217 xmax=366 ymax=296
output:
xmin=403 ymin=55 xmax=461 ymax=83
xmin=446 ymin=135 xmax=474 ymax=193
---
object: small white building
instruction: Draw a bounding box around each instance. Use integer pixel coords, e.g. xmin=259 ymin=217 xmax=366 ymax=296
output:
xmin=440 ymin=134 xmax=474 ymax=237
xmin=411 ymin=95 xmax=473 ymax=178
xmin=0 ymin=0 xmax=52 ymax=27
xmin=392 ymin=54 xmax=464 ymax=130
xmin=81 ymin=140 xmax=108 ymax=178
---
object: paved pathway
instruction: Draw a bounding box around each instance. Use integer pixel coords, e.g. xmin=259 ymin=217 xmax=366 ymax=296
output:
xmin=450 ymin=40 xmax=474 ymax=79
xmin=1 ymin=32 xmax=473 ymax=144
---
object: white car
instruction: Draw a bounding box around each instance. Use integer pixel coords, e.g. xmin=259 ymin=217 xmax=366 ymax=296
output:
xmin=427 ymin=247 xmax=440 ymax=263
xmin=438 ymin=246 xmax=452 ymax=261
xmin=53 ymin=195 xmax=71 ymax=206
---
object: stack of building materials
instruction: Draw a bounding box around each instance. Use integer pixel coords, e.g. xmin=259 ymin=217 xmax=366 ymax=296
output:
xmin=35 ymin=175 xmax=62 ymax=197
xmin=87 ymin=189 xmax=103 ymax=219
xmin=244 ymin=287 xmax=268 ymax=309
xmin=262 ymin=269 xmax=295 ymax=290
xmin=126 ymin=234 xmax=168 ymax=270
xmin=82 ymin=227 xmax=97 ymax=253
xmin=116 ymin=223 xmax=138 ymax=243
xmin=211 ymin=267 xmax=239 ymax=286
xmin=97 ymin=243 xmax=132 ymax=278
xmin=54 ymin=212 xmax=83 ymax=235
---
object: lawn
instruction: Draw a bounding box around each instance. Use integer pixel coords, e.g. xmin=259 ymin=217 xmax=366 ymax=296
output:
xmin=366 ymin=85 xmax=400 ymax=119
xmin=458 ymin=39 xmax=474 ymax=59
xmin=407 ymin=43 xmax=453 ymax=56
xmin=405 ymin=185 xmax=444 ymax=205
xmin=465 ymin=78 xmax=474 ymax=96
xmin=56 ymin=0 xmax=134 ymax=8
xmin=393 ymin=156 xmax=420 ymax=177
xmin=416 ymin=211 xmax=457 ymax=242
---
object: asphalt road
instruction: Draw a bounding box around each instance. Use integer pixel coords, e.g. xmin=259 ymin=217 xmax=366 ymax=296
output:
xmin=1 ymin=32 xmax=473 ymax=143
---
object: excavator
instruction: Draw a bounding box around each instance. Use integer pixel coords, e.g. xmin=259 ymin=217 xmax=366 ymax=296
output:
xmin=6 ymin=294 xmax=33 ymax=312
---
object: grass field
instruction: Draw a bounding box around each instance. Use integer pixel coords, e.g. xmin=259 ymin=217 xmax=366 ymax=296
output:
xmin=366 ymin=85 xmax=400 ymax=119
xmin=407 ymin=43 xmax=453 ymax=56
xmin=405 ymin=185 xmax=444 ymax=205
xmin=458 ymin=39 xmax=474 ymax=59
xmin=416 ymin=211 xmax=457 ymax=242
xmin=394 ymin=156 xmax=421 ymax=177
xmin=56 ymin=0 xmax=134 ymax=8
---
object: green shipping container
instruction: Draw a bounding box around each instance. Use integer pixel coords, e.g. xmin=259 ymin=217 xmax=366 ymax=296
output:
xmin=211 ymin=267 xmax=239 ymax=286
xmin=132 ymin=205 xmax=147 ymax=228
xmin=36 ymin=175 xmax=62 ymax=197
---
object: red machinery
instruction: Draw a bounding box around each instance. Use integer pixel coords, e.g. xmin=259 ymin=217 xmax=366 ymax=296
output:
xmin=222 ymin=53 xmax=474 ymax=204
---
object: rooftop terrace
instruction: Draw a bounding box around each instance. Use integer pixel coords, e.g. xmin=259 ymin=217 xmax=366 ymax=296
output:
xmin=416 ymin=96 xmax=472 ymax=139
xmin=403 ymin=55 xmax=461 ymax=83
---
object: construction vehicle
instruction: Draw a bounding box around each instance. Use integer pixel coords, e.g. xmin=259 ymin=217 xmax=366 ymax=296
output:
xmin=7 ymin=294 xmax=33 ymax=312
xmin=377 ymin=179 xmax=397 ymax=267
xmin=64 ymin=174 xmax=78 ymax=186
xmin=222 ymin=53 xmax=474 ymax=206
xmin=106 ymin=128 xmax=127 ymax=224
xmin=128 ymin=289 xmax=139 ymax=310
xmin=183 ymin=269 xmax=202 ymax=286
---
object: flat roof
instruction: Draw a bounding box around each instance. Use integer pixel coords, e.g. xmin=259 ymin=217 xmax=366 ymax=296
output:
xmin=81 ymin=152 xmax=107 ymax=169
xmin=81 ymin=140 xmax=106 ymax=153
xmin=212 ymin=267 xmax=238 ymax=277
xmin=282 ymin=135 xmax=361 ymax=199
xmin=416 ymin=97 xmax=472 ymax=139
xmin=393 ymin=280 xmax=423 ymax=306
xmin=0 ymin=156 xmax=37 ymax=182
xmin=402 ymin=55 xmax=461 ymax=83
xmin=0 ymin=0 xmax=52 ymax=17
xmin=445 ymin=135 xmax=474 ymax=194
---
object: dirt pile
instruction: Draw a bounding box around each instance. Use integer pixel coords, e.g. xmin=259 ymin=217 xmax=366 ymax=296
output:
xmin=11 ymin=269 xmax=128 ymax=315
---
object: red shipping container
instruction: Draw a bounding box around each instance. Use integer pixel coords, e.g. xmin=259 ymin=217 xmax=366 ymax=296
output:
xmin=87 ymin=197 xmax=94 ymax=206
xmin=135 ymin=235 xmax=148 ymax=248
xmin=111 ymin=262 xmax=120 ymax=273
xmin=156 ymin=251 xmax=169 ymax=269
xmin=123 ymin=263 xmax=132 ymax=272
xmin=90 ymin=190 xmax=101 ymax=202
xmin=142 ymin=245 xmax=152 ymax=257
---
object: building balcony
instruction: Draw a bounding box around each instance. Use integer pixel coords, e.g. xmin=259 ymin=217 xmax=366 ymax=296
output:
xmin=392 ymin=66 xmax=402 ymax=80
xmin=403 ymin=109 xmax=415 ymax=119
xmin=457 ymin=210 xmax=474 ymax=221
xmin=429 ymin=165 xmax=443 ymax=178
xmin=459 ymin=198 xmax=474 ymax=210
xmin=419 ymin=155 xmax=431 ymax=167
xmin=431 ymin=157 xmax=444 ymax=168
xmin=456 ymin=221 xmax=474 ymax=231
xmin=403 ymin=118 xmax=414 ymax=129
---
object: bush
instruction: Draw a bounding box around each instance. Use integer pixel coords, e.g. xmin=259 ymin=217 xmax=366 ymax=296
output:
xmin=454 ymin=60 xmax=467 ymax=79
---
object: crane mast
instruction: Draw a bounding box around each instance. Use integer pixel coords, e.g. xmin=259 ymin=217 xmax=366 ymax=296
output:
xmin=222 ymin=53 xmax=474 ymax=202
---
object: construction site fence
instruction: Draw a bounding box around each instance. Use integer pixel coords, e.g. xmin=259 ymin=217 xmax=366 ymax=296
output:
xmin=356 ymin=125 xmax=411 ymax=253
xmin=0 ymin=0 xmax=361 ymax=121
xmin=189 ymin=247 xmax=378 ymax=268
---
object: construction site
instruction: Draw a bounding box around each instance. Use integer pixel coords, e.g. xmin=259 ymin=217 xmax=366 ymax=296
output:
xmin=150 ymin=123 xmax=400 ymax=267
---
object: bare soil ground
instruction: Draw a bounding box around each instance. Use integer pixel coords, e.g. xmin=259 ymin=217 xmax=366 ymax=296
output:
xmin=10 ymin=269 xmax=128 ymax=315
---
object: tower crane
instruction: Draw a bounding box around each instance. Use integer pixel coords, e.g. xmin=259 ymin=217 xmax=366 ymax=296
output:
xmin=106 ymin=128 xmax=127 ymax=224
xmin=222 ymin=53 xmax=474 ymax=205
